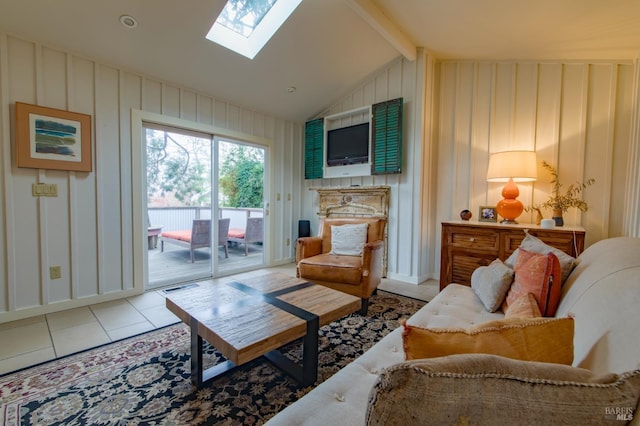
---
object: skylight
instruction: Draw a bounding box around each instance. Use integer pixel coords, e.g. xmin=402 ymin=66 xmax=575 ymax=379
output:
xmin=206 ymin=0 xmax=302 ymax=59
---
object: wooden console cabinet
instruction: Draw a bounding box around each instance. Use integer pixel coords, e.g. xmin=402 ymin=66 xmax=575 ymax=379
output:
xmin=440 ymin=221 xmax=585 ymax=291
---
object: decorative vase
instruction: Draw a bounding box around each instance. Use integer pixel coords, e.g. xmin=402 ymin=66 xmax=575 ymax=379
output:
xmin=552 ymin=209 xmax=564 ymax=227
xmin=535 ymin=209 xmax=543 ymax=225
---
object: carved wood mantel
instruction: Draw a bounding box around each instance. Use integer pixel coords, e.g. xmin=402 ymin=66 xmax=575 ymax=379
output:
xmin=311 ymin=185 xmax=390 ymax=275
xmin=313 ymin=185 xmax=390 ymax=219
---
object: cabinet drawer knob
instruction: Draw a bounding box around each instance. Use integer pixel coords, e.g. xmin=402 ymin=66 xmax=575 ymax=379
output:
xmin=469 ymin=237 xmax=475 ymax=242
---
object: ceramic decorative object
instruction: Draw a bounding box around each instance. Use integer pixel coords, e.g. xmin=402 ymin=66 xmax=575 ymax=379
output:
xmin=541 ymin=218 xmax=556 ymax=229
xmin=552 ymin=209 xmax=564 ymax=227
xmin=460 ymin=209 xmax=472 ymax=221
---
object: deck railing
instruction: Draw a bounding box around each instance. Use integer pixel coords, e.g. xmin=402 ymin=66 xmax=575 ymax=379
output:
xmin=148 ymin=207 xmax=263 ymax=232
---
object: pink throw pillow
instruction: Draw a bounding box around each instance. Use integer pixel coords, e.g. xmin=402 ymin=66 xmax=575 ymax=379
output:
xmin=504 ymin=248 xmax=562 ymax=317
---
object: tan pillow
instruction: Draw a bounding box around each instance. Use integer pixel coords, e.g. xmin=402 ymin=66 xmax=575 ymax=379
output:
xmin=366 ymin=354 xmax=640 ymax=426
xmin=504 ymin=292 xmax=542 ymax=319
xmin=471 ymin=259 xmax=514 ymax=312
xmin=402 ymin=317 xmax=574 ymax=365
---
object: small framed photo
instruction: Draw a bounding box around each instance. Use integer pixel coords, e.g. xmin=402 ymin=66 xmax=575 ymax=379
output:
xmin=15 ymin=102 xmax=92 ymax=172
xmin=479 ymin=206 xmax=497 ymax=222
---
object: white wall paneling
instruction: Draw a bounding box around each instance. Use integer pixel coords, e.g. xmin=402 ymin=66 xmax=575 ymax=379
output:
xmin=0 ymin=34 xmax=13 ymax=313
xmin=1 ymin=29 xmax=639 ymax=319
xmin=435 ymin=60 xmax=636 ymax=255
xmin=624 ymin=59 xmax=640 ymax=237
xmin=0 ymin=32 xmax=302 ymax=322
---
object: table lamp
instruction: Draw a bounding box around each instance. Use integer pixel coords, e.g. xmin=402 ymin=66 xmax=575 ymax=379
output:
xmin=486 ymin=151 xmax=537 ymax=224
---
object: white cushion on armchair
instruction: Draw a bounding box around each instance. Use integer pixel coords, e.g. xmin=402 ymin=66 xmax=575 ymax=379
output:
xmin=330 ymin=222 xmax=369 ymax=256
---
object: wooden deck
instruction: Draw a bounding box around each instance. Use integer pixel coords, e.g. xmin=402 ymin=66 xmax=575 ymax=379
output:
xmin=148 ymin=240 xmax=264 ymax=288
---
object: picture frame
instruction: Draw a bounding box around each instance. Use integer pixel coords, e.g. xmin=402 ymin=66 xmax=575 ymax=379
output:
xmin=479 ymin=205 xmax=498 ymax=222
xmin=15 ymin=102 xmax=92 ymax=172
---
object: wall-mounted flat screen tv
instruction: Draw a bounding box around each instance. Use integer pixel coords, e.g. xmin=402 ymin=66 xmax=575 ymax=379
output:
xmin=326 ymin=123 xmax=369 ymax=167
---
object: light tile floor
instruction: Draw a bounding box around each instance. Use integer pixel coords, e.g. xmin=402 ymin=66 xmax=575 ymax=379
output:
xmin=0 ymin=264 xmax=438 ymax=376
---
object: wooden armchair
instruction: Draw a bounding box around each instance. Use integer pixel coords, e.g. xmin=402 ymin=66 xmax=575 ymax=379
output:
xmin=296 ymin=217 xmax=386 ymax=315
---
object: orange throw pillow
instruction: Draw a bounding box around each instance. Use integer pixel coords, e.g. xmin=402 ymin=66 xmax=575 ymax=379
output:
xmin=504 ymin=248 xmax=562 ymax=317
xmin=402 ymin=317 xmax=574 ymax=365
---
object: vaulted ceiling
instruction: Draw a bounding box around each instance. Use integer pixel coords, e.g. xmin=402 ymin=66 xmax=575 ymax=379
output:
xmin=1 ymin=0 xmax=639 ymax=122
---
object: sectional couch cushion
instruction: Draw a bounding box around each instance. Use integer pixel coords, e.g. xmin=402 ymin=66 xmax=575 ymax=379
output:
xmin=402 ymin=317 xmax=574 ymax=364
xmin=366 ymin=354 xmax=640 ymax=426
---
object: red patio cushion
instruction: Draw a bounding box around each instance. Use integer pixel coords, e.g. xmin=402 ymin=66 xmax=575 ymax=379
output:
xmin=161 ymin=230 xmax=192 ymax=242
xmin=228 ymin=228 xmax=245 ymax=239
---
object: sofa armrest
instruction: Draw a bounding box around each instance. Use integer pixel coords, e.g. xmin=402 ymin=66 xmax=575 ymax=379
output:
xmin=296 ymin=237 xmax=323 ymax=262
xmin=366 ymin=353 xmax=640 ymax=425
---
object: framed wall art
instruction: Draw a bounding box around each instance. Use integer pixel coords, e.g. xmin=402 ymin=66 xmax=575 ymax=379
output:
xmin=479 ymin=205 xmax=498 ymax=222
xmin=15 ymin=102 xmax=92 ymax=172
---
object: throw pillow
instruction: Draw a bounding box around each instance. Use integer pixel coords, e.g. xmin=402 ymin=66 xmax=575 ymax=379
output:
xmin=330 ymin=222 xmax=369 ymax=256
xmin=504 ymin=248 xmax=562 ymax=317
xmin=366 ymin=354 xmax=640 ymax=426
xmin=471 ymin=259 xmax=514 ymax=312
xmin=504 ymin=292 xmax=542 ymax=319
xmin=402 ymin=317 xmax=574 ymax=365
xmin=505 ymin=232 xmax=576 ymax=283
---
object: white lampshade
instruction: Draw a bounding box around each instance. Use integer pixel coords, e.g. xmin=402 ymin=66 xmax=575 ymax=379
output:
xmin=486 ymin=151 xmax=537 ymax=182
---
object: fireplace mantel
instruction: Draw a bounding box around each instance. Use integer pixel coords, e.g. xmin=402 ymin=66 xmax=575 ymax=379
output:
xmin=311 ymin=185 xmax=390 ymax=275
xmin=312 ymin=186 xmax=390 ymax=219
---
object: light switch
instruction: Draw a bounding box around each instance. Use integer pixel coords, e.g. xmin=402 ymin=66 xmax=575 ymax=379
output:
xmin=32 ymin=183 xmax=58 ymax=197
xmin=50 ymin=266 xmax=62 ymax=279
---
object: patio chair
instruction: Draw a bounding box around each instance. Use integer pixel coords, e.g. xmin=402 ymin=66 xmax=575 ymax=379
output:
xmin=160 ymin=219 xmax=211 ymax=263
xmin=218 ymin=217 xmax=230 ymax=258
xmin=229 ymin=217 xmax=263 ymax=256
xmin=147 ymin=213 xmax=163 ymax=250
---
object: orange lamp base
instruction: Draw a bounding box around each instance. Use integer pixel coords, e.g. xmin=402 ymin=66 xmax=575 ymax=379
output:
xmin=496 ymin=178 xmax=524 ymax=223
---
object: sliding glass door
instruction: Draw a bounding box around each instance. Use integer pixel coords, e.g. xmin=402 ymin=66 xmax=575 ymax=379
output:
xmin=145 ymin=125 xmax=213 ymax=289
xmin=217 ymin=137 xmax=266 ymax=274
xmin=144 ymin=125 xmax=266 ymax=290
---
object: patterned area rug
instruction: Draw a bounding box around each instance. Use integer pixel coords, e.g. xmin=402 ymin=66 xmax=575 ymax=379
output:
xmin=0 ymin=291 xmax=425 ymax=425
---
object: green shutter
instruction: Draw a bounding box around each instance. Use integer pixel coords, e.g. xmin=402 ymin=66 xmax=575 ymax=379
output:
xmin=304 ymin=118 xmax=324 ymax=179
xmin=371 ymin=97 xmax=403 ymax=175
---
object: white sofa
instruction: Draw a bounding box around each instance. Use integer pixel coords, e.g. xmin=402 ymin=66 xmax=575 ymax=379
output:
xmin=267 ymin=237 xmax=640 ymax=425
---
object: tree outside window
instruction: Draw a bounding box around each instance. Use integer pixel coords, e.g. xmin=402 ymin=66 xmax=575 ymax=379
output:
xmin=146 ymin=130 xmax=263 ymax=209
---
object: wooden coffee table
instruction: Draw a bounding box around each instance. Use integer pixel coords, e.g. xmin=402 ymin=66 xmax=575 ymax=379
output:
xmin=165 ymin=271 xmax=361 ymax=387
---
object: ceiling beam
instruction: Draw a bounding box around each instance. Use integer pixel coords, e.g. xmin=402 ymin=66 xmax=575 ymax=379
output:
xmin=346 ymin=0 xmax=417 ymax=61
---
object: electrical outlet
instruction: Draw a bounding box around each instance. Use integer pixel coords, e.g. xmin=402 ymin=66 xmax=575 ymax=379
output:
xmin=276 ymin=193 xmax=281 ymax=201
xmin=286 ymin=238 xmax=290 ymax=246
xmin=50 ymin=266 xmax=62 ymax=280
